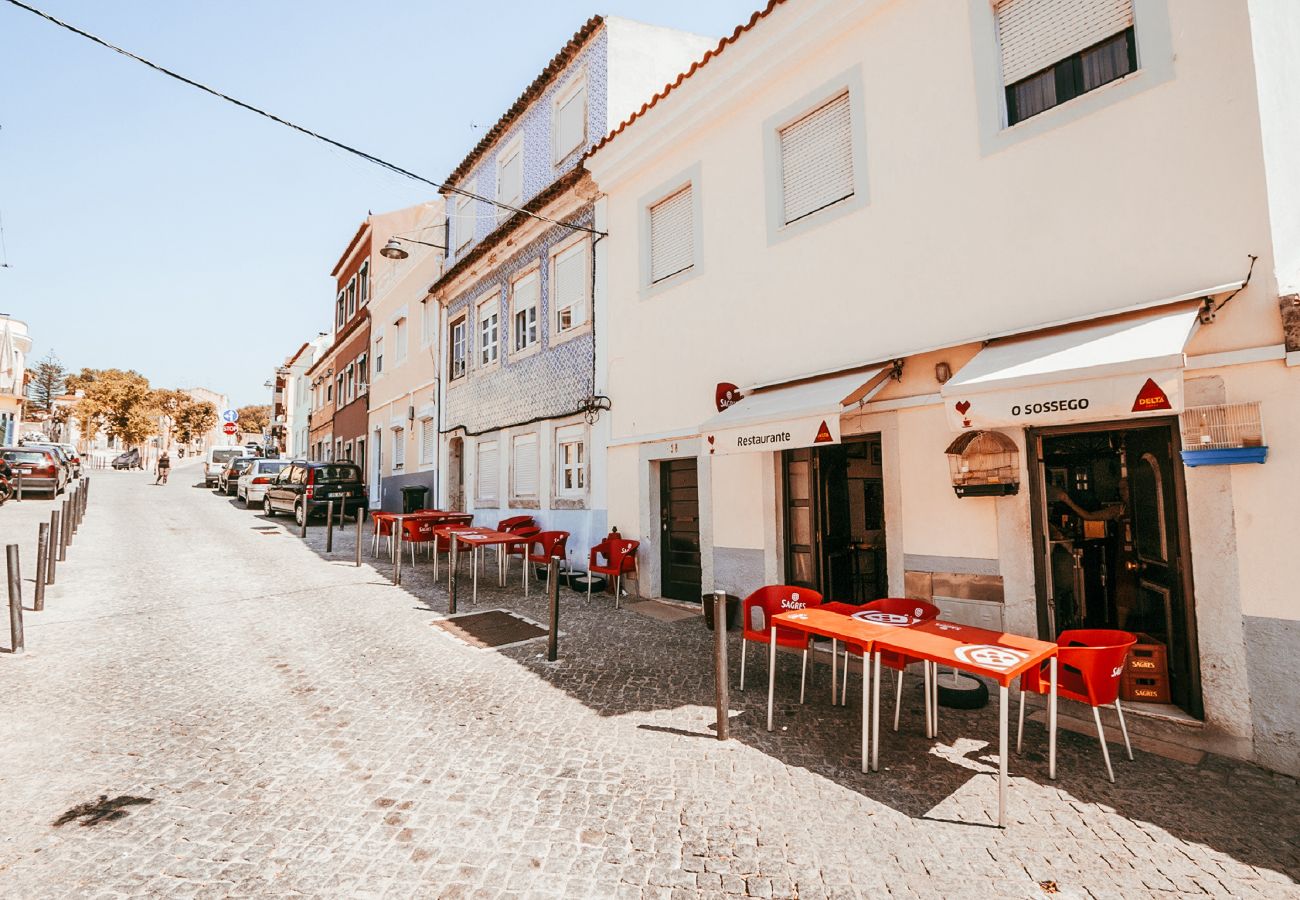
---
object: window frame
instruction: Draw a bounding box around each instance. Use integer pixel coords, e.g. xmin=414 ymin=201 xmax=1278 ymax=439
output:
xmin=356 ymin=353 xmax=368 ymax=394
xmin=346 ymin=276 xmax=357 ymax=318
xmin=392 ymin=309 xmax=409 ymax=367
xmin=477 ymin=292 xmax=501 ymax=370
xmin=554 ymin=423 xmax=588 ymax=501
xmin=510 ymin=431 xmax=539 ymax=502
xmin=638 ymin=163 xmax=705 ymax=298
xmin=374 ymin=333 xmax=384 ymax=376
xmin=552 ymin=68 xmax=589 ymax=164
xmin=510 ymin=266 xmax=541 ymax=358
xmin=455 ymin=191 xmax=475 ymax=252
xmin=550 ymin=234 xmax=591 ymax=342
xmin=419 ymin=417 xmax=437 ymax=468
xmin=1004 ymin=26 xmax=1138 ymax=126
xmin=392 ymin=425 xmax=405 ymax=471
xmin=475 ymin=439 xmax=499 ymax=506
xmin=496 ymin=134 xmax=524 ymax=221
xmin=358 ymin=259 xmax=370 ymax=306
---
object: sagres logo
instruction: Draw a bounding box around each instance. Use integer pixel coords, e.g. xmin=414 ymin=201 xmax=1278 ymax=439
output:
xmin=952 ymin=644 xmax=1029 ymax=672
xmin=814 ymin=420 xmax=833 ymax=443
xmin=1132 ymin=378 xmax=1172 ymax=413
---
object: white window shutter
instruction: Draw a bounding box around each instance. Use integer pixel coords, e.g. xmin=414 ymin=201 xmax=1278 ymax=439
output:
xmin=649 ymin=186 xmax=693 ymax=283
xmin=996 ymin=0 xmax=1134 ymax=85
xmin=477 ymin=441 xmax=498 ymax=501
xmin=457 ymin=197 xmax=474 ymax=249
xmin=513 ymin=434 xmax=538 ymax=497
xmin=553 ymin=244 xmax=587 ymax=328
xmin=420 ymin=419 xmax=436 ymax=465
xmin=394 ymin=428 xmax=406 ymax=468
xmin=500 ymin=151 xmax=522 ymax=207
xmin=779 ymin=92 xmax=854 ymax=225
xmin=556 ymin=85 xmax=586 ymax=158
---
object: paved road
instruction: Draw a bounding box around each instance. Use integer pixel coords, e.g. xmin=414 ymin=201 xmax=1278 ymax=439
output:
xmin=0 ymin=464 xmax=1295 ymax=898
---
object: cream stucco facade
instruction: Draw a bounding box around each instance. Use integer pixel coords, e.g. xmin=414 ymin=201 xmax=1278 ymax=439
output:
xmin=588 ymin=0 xmax=1300 ymax=775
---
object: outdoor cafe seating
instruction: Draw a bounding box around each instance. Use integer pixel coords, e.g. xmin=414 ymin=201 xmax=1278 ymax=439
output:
xmin=837 ymin=597 xmax=940 ymax=732
xmin=521 ymin=530 xmax=569 ymax=595
xmin=737 ymin=585 xmax=823 ymax=700
xmin=586 ymin=535 xmax=639 ymax=606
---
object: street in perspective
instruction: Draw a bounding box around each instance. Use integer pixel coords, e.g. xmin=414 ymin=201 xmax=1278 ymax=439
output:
xmin=1 ymin=1 xmax=1299 ymax=898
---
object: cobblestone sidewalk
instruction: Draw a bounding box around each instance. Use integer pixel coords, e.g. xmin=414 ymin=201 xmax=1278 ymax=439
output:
xmin=0 ymin=468 xmax=1294 ymax=898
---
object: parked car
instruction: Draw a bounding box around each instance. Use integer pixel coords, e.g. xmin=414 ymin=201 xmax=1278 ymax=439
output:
xmin=204 ymin=447 xmax=254 ymax=487
xmin=0 ymin=446 xmax=67 ymax=496
xmin=236 ymin=459 xmax=290 ymax=506
xmin=263 ymin=460 xmax=366 ymax=525
xmin=218 ymin=457 xmax=256 ymax=495
xmin=25 ymin=442 xmax=80 ymax=480
xmin=112 ymin=449 xmax=142 ymax=470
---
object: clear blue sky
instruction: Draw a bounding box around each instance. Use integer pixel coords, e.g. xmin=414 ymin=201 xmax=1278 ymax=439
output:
xmin=0 ymin=0 xmax=759 ymax=406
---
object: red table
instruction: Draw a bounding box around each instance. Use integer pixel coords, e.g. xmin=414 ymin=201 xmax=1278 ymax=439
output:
xmin=450 ymin=530 xmax=521 ymax=604
xmin=870 ymin=620 xmax=1059 ymax=827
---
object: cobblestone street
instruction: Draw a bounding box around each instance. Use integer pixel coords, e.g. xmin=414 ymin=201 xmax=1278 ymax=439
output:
xmin=0 ymin=464 xmax=1295 ymax=898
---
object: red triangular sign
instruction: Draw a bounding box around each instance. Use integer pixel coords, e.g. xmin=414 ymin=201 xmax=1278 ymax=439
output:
xmin=1132 ymin=378 xmax=1173 ymax=413
xmin=813 ymin=420 xmax=834 ymax=443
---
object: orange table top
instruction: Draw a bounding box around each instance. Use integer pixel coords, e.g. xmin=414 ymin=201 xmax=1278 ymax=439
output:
xmin=772 ymin=608 xmax=894 ymax=647
xmin=872 ymin=620 xmax=1057 ymax=687
xmin=450 ymin=530 xmax=520 ymax=546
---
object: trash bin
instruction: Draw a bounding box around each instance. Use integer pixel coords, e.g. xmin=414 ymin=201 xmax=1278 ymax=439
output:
xmin=702 ymin=593 xmax=740 ymax=631
xmin=400 ymin=485 xmax=430 ymax=513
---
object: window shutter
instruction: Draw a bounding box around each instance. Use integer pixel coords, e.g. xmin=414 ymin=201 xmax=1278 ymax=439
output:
xmin=420 ymin=418 xmax=436 ymax=465
xmin=779 ymin=92 xmax=854 ymax=225
xmin=996 ymin=0 xmax=1134 ymax=85
xmin=556 ymin=85 xmax=586 ymax=157
xmin=477 ymin=441 xmax=498 ymax=501
xmin=457 ymin=198 xmax=474 ymax=249
xmin=649 ymin=186 xmax=693 ymax=283
xmin=394 ymin=428 xmax=405 ymax=468
xmin=513 ymin=434 xmax=538 ymax=497
xmin=553 ymin=244 xmax=587 ymax=328
xmin=500 ymin=151 xmax=522 ymax=207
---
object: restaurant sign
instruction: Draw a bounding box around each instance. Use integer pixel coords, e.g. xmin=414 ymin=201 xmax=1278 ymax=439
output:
xmin=707 ymin=413 xmax=842 ymax=455
xmin=946 ymin=371 xmax=1183 ymax=431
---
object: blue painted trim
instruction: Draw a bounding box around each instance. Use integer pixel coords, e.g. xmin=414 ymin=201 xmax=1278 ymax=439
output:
xmin=1181 ymin=447 xmax=1269 ymax=467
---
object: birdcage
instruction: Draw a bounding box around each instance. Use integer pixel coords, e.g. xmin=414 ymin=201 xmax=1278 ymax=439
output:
xmin=943 ymin=430 xmax=1020 ymax=497
xmin=1179 ymin=402 xmax=1268 ymax=467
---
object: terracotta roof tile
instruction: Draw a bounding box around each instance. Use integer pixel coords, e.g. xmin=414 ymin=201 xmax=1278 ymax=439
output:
xmin=586 ymin=0 xmax=788 ymax=160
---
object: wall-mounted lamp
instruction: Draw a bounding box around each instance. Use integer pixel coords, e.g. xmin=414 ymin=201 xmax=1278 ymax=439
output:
xmin=935 ymin=362 xmax=952 ymax=384
xmin=380 ymin=236 xmax=447 ymax=260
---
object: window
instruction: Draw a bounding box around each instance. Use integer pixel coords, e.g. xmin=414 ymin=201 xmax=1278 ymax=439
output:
xmin=357 ymin=354 xmax=368 ymax=393
xmin=420 ymin=298 xmax=435 ymax=347
xmin=450 ymin=315 xmax=467 ymax=379
xmin=552 ymin=240 xmax=589 ymax=333
xmin=393 ymin=316 xmax=408 ymax=366
xmin=649 ymin=185 xmax=694 ymax=283
xmin=346 ymin=277 xmax=357 ymax=318
xmin=479 ymin=297 xmax=499 ymax=367
xmin=345 ymin=440 xmax=354 ymax=462
xmin=779 ymin=91 xmax=854 ymax=225
xmin=326 ymin=382 xmax=332 ymax=403
xmin=556 ymin=426 xmax=586 ymax=498
xmin=553 ymin=72 xmax=587 ymax=162
xmin=336 ymin=374 xmax=344 ymax=405
xmin=476 ymin=440 xmax=498 ymax=504
xmin=455 ymin=194 xmax=474 ymax=251
xmin=497 ymin=138 xmax=523 ymax=220
xmin=345 ymin=364 xmax=355 ymax=403
xmin=420 ymin=418 xmax=436 ymax=466
xmin=511 ymin=270 xmax=539 ymax=353
xmin=512 ymin=433 xmax=538 ymax=499
xmin=336 ymin=294 xmax=345 ymax=328
xmin=393 ymin=427 xmax=405 ymax=470
xmin=998 ymin=0 xmax=1136 ymax=125
xmin=374 ymin=336 xmax=384 ymax=375
xmin=358 ymin=260 xmax=369 ymax=306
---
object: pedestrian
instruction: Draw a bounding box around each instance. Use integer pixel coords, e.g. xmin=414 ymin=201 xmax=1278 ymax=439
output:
xmin=155 ymin=451 xmax=171 ymax=485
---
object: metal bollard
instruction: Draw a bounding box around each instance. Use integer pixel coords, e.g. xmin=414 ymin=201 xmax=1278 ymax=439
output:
xmin=447 ymin=535 xmax=458 ymax=613
xmin=34 ymin=523 xmax=49 ymax=612
xmin=46 ymin=510 xmax=59 ymax=584
xmin=14 ymin=471 xmax=21 ymax=502
xmin=325 ymin=501 xmax=334 ymax=553
xmin=299 ymin=505 xmax=307 ymax=539
xmin=69 ymin=489 xmax=78 ymax=535
xmin=393 ymin=517 xmax=403 ymax=586
xmin=547 ymin=556 xmax=561 ymax=662
xmin=713 ymin=590 xmax=730 ymax=741
xmin=58 ymin=502 xmax=69 ymax=561
xmin=7 ymin=544 xmax=23 ymax=654
xmin=355 ymin=508 xmax=363 ymax=568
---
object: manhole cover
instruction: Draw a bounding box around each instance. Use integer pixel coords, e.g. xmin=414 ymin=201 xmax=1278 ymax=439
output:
xmin=431 ymin=609 xmax=548 ymax=650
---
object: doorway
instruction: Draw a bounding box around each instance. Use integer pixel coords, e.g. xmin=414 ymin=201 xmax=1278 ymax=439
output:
xmin=782 ymin=435 xmax=887 ymax=604
xmin=447 ymin=436 xmax=464 ymax=511
xmin=1029 ymin=420 xmax=1201 ymax=717
xmin=659 ymin=458 xmax=702 ymax=602
xmin=370 ymin=430 xmax=382 ymax=506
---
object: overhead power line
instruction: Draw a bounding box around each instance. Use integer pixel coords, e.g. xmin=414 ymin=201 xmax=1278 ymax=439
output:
xmin=1 ymin=0 xmax=604 ymax=238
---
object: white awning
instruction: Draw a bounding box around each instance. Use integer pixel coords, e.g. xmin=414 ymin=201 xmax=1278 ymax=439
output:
xmin=702 ymin=366 xmax=890 ymax=455
xmin=941 ymin=303 xmax=1202 ymax=430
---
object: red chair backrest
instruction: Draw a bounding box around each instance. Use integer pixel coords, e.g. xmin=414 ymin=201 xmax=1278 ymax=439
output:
xmin=497 ymin=515 xmax=535 ymax=533
xmin=402 ymin=519 xmax=436 ymax=541
xmin=1055 ymin=629 xmax=1137 ymax=706
xmin=741 ymin=586 xmax=824 ymax=647
xmin=529 ymin=530 xmax=569 ymax=562
xmin=860 ymin=597 xmax=941 ymax=626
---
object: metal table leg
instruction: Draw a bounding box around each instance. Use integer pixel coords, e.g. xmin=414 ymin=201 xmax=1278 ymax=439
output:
xmin=766 ymin=626 xmax=776 ymax=732
xmin=923 ymin=662 xmax=933 ymax=739
xmin=472 ymin=548 xmax=479 ymax=604
xmin=871 ymin=650 xmax=882 ymax=773
xmin=860 ymin=646 xmax=869 ymax=773
xmin=831 ymin=639 xmax=838 ymax=706
xmin=998 ymin=684 xmax=1009 ymax=828
xmin=1049 ymin=656 xmax=1058 ymax=780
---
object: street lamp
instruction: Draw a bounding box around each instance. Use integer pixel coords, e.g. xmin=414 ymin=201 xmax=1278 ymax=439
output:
xmin=380 ymin=236 xmax=446 ymax=260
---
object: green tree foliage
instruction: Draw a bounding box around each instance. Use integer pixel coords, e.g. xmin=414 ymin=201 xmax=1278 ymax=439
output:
xmin=28 ymin=352 xmax=66 ymax=413
xmin=174 ymin=400 xmax=217 ymax=445
xmin=74 ymin=369 xmax=156 ymax=447
xmin=237 ymin=404 xmax=271 ymax=436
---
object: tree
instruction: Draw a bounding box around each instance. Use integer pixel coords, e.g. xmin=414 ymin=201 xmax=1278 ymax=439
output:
xmin=74 ymin=369 xmax=156 ymax=447
xmin=237 ymin=404 xmax=271 ymax=438
xmin=151 ymin=389 xmax=191 ymax=449
xmin=175 ymin=400 xmax=217 ymax=445
xmin=28 ymin=352 xmax=66 ymax=413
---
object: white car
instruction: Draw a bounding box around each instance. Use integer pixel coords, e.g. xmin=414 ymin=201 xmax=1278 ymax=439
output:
xmin=236 ymin=458 xmax=290 ymax=506
xmin=204 ymin=446 xmax=254 ymax=487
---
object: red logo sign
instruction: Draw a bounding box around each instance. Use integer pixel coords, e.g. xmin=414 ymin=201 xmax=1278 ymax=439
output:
xmin=954 ymin=399 xmax=972 ymax=427
xmin=813 ymin=420 xmax=834 ymax=444
xmin=1131 ymin=378 xmax=1172 ymax=413
xmin=223 ymin=422 xmax=238 ymax=435
xmin=715 ymin=383 xmax=741 ymax=413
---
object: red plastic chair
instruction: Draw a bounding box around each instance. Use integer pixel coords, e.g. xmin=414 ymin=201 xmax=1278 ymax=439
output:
xmin=587 ymin=537 xmax=639 ymax=607
xmin=399 ymin=517 xmax=437 ymax=566
xmin=501 ymin=525 xmax=541 ymax=575
xmin=738 ymin=586 xmax=825 ymax=703
xmin=838 ymin=599 xmax=940 ymax=729
xmin=1018 ymin=629 xmax=1137 ymax=782
xmin=497 ymin=515 xmax=535 ymax=533
xmin=522 ymin=531 xmax=569 ymax=595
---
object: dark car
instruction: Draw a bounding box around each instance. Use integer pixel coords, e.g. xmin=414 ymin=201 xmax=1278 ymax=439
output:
xmin=112 ymin=449 xmax=142 ymax=470
xmin=263 ymin=460 xmax=365 ymax=526
xmin=217 ymin=457 xmax=256 ymax=495
xmin=0 ymin=446 xmax=67 ymax=496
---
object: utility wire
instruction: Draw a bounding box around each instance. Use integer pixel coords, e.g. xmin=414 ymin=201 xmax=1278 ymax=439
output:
xmin=1 ymin=0 xmax=605 ymax=238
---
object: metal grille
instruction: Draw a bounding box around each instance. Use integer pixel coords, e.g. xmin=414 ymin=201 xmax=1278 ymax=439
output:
xmin=512 ymin=433 xmax=538 ymax=498
xmin=649 ymin=185 xmax=693 ymax=283
xmin=1180 ymin=402 xmax=1265 ymax=451
xmin=780 ymin=91 xmax=854 ymax=225
xmin=476 ymin=440 xmax=499 ymax=502
xmin=997 ymin=0 xmax=1134 ymax=85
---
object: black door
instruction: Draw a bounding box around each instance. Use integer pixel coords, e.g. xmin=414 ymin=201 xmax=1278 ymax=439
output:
xmin=659 ymin=458 xmax=702 ymax=602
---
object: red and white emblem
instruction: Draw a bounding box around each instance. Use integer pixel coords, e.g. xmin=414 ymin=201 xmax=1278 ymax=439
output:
xmin=852 ymin=610 xmax=916 ymax=627
xmin=952 ymin=644 xmax=1029 ymax=672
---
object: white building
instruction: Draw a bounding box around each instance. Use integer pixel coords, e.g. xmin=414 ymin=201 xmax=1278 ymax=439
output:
xmin=587 ymin=0 xmax=1300 ymax=775
xmin=184 ymin=386 xmax=232 ymax=451
xmin=281 ymin=335 xmax=329 ymax=458
xmin=0 ymin=316 xmax=33 ymax=444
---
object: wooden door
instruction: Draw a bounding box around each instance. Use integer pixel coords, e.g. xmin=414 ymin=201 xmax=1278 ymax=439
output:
xmin=659 ymin=459 xmax=702 ymax=602
xmin=783 ymin=448 xmax=819 ymax=591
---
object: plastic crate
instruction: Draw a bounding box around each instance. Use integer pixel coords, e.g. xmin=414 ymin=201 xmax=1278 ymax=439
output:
xmin=1121 ymin=633 xmax=1171 ymax=703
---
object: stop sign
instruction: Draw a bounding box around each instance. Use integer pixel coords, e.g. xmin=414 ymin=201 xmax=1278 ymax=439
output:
xmin=223 ymin=422 xmax=238 ymax=435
